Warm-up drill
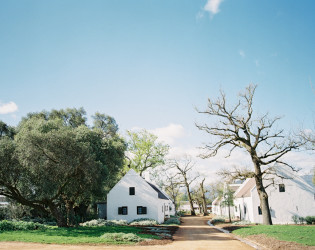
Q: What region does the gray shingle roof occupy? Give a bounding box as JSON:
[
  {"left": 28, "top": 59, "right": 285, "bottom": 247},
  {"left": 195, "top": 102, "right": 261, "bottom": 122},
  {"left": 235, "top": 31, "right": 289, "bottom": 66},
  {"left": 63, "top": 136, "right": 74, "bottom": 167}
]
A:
[{"left": 146, "top": 181, "right": 169, "bottom": 200}]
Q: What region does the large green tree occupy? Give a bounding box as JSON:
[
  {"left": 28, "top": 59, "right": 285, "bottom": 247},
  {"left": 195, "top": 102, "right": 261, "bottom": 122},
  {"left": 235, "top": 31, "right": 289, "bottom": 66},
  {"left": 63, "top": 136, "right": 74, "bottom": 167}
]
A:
[
  {"left": 126, "top": 129, "right": 169, "bottom": 176},
  {"left": 0, "top": 108, "right": 126, "bottom": 227}
]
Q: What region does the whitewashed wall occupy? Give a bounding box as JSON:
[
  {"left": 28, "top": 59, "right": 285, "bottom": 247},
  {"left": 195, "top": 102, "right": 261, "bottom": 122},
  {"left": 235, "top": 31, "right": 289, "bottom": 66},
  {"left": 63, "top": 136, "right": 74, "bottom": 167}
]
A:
[
  {"left": 107, "top": 170, "right": 169, "bottom": 224},
  {"left": 234, "top": 167, "right": 315, "bottom": 224}
]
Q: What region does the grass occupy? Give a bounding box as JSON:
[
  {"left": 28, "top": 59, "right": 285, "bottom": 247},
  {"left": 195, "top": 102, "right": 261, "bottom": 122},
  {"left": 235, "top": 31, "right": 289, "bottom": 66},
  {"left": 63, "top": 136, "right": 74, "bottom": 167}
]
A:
[
  {"left": 0, "top": 225, "right": 159, "bottom": 245},
  {"left": 232, "top": 225, "right": 315, "bottom": 246}
]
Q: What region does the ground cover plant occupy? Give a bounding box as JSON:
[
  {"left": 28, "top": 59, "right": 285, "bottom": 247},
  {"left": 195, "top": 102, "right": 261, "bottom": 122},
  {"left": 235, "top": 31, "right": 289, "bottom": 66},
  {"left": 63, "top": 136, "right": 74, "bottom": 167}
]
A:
[
  {"left": 0, "top": 220, "right": 47, "bottom": 231},
  {"left": 232, "top": 225, "right": 315, "bottom": 246},
  {"left": 0, "top": 225, "right": 158, "bottom": 245}
]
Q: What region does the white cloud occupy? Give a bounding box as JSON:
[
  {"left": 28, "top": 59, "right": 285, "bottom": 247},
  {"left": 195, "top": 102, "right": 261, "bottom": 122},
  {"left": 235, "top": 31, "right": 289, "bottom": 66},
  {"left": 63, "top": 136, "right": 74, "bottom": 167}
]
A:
[
  {"left": 0, "top": 101, "right": 18, "bottom": 114},
  {"left": 149, "top": 123, "right": 186, "bottom": 145},
  {"left": 204, "top": 0, "right": 224, "bottom": 15},
  {"left": 239, "top": 50, "right": 245, "bottom": 58},
  {"left": 254, "top": 59, "right": 260, "bottom": 67}
]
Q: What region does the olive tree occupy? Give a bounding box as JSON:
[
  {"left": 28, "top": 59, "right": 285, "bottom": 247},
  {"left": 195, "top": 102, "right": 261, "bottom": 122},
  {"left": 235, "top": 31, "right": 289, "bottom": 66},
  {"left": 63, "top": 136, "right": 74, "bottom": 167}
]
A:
[{"left": 0, "top": 108, "right": 126, "bottom": 227}]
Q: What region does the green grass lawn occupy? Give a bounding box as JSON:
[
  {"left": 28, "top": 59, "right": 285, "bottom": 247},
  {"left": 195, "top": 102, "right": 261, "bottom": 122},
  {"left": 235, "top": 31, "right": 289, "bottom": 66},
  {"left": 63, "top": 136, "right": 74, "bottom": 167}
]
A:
[
  {"left": 0, "top": 226, "right": 158, "bottom": 245},
  {"left": 232, "top": 225, "right": 315, "bottom": 246}
]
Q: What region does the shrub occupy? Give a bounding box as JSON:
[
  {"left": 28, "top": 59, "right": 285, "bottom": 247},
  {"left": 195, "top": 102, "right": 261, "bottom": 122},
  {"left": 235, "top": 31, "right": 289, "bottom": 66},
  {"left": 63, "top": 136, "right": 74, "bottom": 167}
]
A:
[
  {"left": 232, "top": 220, "right": 252, "bottom": 225},
  {"left": 100, "top": 232, "right": 142, "bottom": 242},
  {"left": 0, "top": 220, "right": 47, "bottom": 231},
  {"left": 163, "top": 218, "right": 180, "bottom": 225},
  {"left": 292, "top": 215, "right": 306, "bottom": 224},
  {"left": 129, "top": 218, "right": 158, "bottom": 226},
  {"left": 211, "top": 218, "right": 225, "bottom": 224},
  {"left": 305, "top": 216, "right": 315, "bottom": 225},
  {"left": 80, "top": 219, "right": 128, "bottom": 227},
  {"left": 292, "top": 215, "right": 299, "bottom": 224}
]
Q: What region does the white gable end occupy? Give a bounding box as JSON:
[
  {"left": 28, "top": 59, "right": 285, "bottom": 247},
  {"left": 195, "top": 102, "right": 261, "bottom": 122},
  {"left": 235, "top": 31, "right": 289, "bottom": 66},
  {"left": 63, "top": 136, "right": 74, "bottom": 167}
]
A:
[{"left": 107, "top": 169, "right": 173, "bottom": 223}]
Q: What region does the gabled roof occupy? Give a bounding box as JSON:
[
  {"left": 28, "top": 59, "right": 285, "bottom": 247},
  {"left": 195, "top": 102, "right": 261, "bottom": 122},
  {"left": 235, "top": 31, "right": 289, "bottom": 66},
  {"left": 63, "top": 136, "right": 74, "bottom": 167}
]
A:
[
  {"left": 228, "top": 183, "right": 242, "bottom": 192},
  {"left": 212, "top": 197, "right": 222, "bottom": 205},
  {"left": 234, "top": 178, "right": 256, "bottom": 198},
  {"left": 146, "top": 181, "right": 169, "bottom": 200},
  {"left": 122, "top": 169, "right": 170, "bottom": 201}
]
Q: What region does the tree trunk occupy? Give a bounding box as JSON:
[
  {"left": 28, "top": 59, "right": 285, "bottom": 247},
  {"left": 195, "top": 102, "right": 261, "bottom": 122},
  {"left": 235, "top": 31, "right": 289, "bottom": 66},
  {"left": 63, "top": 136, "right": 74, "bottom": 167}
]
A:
[
  {"left": 66, "top": 201, "right": 75, "bottom": 226},
  {"left": 48, "top": 203, "right": 68, "bottom": 227},
  {"left": 253, "top": 162, "right": 273, "bottom": 225},
  {"left": 228, "top": 205, "right": 231, "bottom": 222},
  {"left": 200, "top": 182, "right": 209, "bottom": 216},
  {"left": 186, "top": 184, "right": 195, "bottom": 216}
]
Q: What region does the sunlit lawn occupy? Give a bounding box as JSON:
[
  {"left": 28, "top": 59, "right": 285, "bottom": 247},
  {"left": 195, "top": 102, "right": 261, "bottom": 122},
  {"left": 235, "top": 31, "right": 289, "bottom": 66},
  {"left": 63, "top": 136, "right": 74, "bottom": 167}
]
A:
[
  {"left": 0, "top": 225, "right": 158, "bottom": 245},
  {"left": 233, "top": 225, "right": 315, "bottom": 246}
]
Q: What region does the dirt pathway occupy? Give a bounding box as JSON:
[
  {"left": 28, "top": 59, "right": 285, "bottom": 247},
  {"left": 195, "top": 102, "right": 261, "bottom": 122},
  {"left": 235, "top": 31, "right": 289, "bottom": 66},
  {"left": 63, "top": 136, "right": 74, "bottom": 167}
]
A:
[{"left": 0, "top": 216, "right": 253, "bottom": 250}]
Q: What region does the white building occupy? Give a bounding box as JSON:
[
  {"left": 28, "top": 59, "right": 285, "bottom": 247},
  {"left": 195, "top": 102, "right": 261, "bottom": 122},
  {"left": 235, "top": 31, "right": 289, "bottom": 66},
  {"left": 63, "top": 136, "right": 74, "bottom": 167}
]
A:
[
  {"left": 212, "top": 183, "right": 241, "bottom": 218},
  {"left": 178, "top": 201, "right": 200, "bottom": 213},
  {"left": 0, "top": 195, "right": 8, "bottom": 207},
  {"left": 233, "top": 166, "right": 315, "bottom": 224},
  {"left": 212, "top": 197, "right": 222, "bottom": 216},
  {"left": 107, "top": 169, "right": 175, "bottom": 223}
]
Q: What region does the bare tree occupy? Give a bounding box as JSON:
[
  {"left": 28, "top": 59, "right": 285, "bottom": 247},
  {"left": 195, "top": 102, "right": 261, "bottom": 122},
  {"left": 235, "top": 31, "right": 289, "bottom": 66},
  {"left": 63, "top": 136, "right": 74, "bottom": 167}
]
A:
[
  {"left": 169, "top": 157, "right": 198, "bottom": 216},
  {"left": 154, "top": 166, "right": 182, "bottom": 212},
  {"left": 196, "top": 84, "right": 302, "bottom": 225},
  {"left": 199, "top": 178, "right": 209, "bottom": 215}
]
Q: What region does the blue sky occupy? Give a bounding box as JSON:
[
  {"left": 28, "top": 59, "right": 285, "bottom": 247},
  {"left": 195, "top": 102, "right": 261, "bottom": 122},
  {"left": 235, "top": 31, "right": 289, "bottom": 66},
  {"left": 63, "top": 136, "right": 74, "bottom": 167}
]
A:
[{"left": 1, "top": 0, "right": 314, "bottom": 177}]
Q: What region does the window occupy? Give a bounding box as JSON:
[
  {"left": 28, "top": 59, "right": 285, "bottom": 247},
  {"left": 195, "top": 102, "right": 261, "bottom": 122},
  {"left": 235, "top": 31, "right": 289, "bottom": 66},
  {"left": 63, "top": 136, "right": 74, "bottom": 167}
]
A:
[
  {"left": 258, "top": 206, "right": 262, "bottom": 215},
  {"left": 244, "top": 206, "right": 247, "bottom": 214},
  {"left": 137, "top": 206, "right": 147, "bottom": 215},
  {"left": 162, "top": 206, "right": 163, "bottom": 212},
  {"left": 118, "top": 206, "right": 128, "bottom": 215},
  {"left": 235, "top": 206, "right": 237, "bottom": 212},
  {"left": 279, "top": 184, "right": 285, "bottom": 192},
  {"left": 129, "top": 187, "right": 135, "bottom": 195}
]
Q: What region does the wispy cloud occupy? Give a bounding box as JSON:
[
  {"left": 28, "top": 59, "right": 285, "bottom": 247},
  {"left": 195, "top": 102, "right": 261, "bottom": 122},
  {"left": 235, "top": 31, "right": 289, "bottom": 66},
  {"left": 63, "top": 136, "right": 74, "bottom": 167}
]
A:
[
  {"left": 254, "top": 59, "right": 260, "bottom": 67},
  {"left": 239, "top": 50, "right": 245, "bottom": 58},
  {"left": 0, "top": 101, "right": 18, "bottom": 114},
  {"left": 150, "top": 123, "right": 186, "bottom": 145},
  {"left": 204, "top": 0, "right": 224, "bottom": 16}
]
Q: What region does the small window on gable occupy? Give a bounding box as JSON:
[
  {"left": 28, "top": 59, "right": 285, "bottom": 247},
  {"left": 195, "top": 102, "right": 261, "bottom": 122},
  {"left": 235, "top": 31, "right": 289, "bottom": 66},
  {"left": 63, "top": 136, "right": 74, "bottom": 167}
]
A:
[
  {"left": 258, "top": 206, "right": 262, "bottom": 215},
  {"left": 279, "top": 184, "right": 285, "bottom": 192},
  {"left": 129, "top": 187, "right": 135, "bottom": 195},
  {"left": 118, "top": 206, "right": 128, "bottom": 215},
  {"left": 137, "top": 206, "right": 147, "bottom": 215}
]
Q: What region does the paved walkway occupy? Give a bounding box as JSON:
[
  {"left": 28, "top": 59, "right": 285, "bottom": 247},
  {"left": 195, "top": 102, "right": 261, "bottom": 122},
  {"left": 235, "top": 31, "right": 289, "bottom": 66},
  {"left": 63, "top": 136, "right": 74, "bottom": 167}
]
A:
[{"left": 0, "top": 216, "right": 254, "bottom": 250}]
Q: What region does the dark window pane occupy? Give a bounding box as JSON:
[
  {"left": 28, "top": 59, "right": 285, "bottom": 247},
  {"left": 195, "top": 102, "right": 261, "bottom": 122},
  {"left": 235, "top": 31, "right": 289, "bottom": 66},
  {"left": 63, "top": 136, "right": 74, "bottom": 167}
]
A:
[
  {"left": 129, "top": 187, "right": 135, "bottom": 195},
  {"left": 279, "top": 184, "right": 285, "bottom": 192},
  {"left": 122, "top": 206, "right": 128, "bottom": 215},
  {"left": 258, "top": 206, "right": 262, "bottom": 215},
  {"left": 118, "top": 207, "right": 122, "bottom": 215}
]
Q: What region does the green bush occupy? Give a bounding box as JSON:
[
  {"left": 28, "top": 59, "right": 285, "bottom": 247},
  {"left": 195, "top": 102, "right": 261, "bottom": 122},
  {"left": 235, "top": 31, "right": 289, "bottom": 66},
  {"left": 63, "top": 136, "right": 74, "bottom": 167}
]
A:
[
  {"left": 100, "top": 232, "right": 142, "bottom": 242},
  {"left": 211, "top": 218, "right": 226, "bottom": 225},
  {"left": 292, "top": 215, "right": 299, "bottom": 224},
  {"left": 232, "top": 220, "right": 252, "bottom": 225},
  {"left": 0, "top": 220, "right": 47, "bottom": 231},
  {"left": 80, "top": 219, "right": 128, "bottom": 227},
  {"left": 305, "top": 216, "right": 315, "bottom": 225},
  {"left": 129, "top": 218, "right": 158, "bottom": 226},
  {"left": 163, "top": 218, "right": 180, "bottom": 225}
]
